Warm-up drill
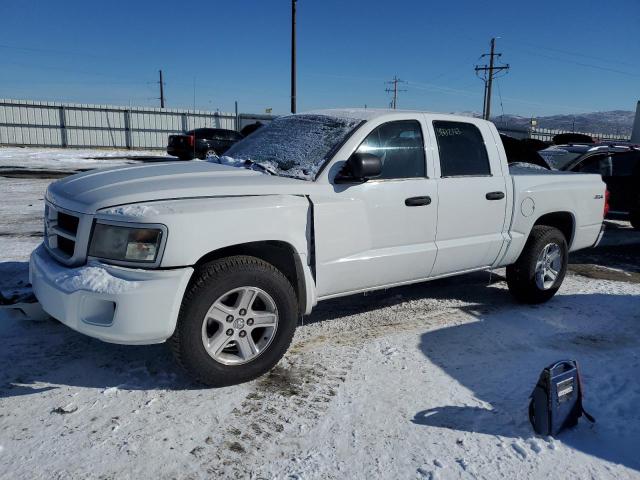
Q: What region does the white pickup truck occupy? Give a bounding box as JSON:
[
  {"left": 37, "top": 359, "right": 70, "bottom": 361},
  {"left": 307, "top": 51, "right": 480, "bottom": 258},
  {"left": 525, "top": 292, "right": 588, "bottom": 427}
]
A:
[{"left": 30, "top": 109, "right": 606, "bottom": 386}]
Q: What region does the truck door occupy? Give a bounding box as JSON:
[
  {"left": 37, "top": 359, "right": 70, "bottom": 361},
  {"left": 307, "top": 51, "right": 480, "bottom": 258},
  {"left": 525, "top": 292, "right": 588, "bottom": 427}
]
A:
[
  {"left": 312, "top": 118, "right": 438, "bottom": 297},
  {"left": 429, "top": 120, "right": 508, "bottom": 276}
]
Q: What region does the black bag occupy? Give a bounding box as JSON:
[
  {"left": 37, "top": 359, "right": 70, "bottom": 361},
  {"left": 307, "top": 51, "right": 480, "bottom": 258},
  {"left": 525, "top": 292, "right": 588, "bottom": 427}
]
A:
[{"left": 529, "top": 360, "right": 595, "bottom": 436}]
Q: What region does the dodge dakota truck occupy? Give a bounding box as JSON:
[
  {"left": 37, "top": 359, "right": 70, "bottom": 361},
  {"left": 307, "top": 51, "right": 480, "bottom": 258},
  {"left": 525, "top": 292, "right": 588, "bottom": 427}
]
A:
[{"left": 30, "top": 109, "right": 607, "bottom": 386}]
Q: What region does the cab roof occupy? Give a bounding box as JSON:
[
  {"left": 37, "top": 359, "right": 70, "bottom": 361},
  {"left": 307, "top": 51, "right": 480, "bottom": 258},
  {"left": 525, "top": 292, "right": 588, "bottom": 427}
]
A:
[{"left": 304, "top": 108, "right": 487, "bottom": 124}]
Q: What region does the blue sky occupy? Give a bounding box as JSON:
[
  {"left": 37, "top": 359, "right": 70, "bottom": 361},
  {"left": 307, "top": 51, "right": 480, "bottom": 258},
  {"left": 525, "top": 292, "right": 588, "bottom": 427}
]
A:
[{"left": 1, "top": 0, "right": 638, "bottom": 116}]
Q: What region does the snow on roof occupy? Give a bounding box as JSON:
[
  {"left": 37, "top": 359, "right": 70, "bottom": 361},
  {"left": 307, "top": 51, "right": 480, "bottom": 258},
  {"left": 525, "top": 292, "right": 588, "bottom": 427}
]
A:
[
  {"left": 304, "top": 108, "right": 488, "bottom": 123},
  {"left": 305, "top": 108, "right": 399, "bottom": 121}
]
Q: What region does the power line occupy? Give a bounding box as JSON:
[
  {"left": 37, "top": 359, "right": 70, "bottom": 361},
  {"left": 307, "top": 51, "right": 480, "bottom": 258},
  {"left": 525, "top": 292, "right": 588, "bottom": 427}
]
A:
[
  {"left": 505, "top": 39, "right": 638, "bottom": 69},
  {"left": 474, "top": 37, "right": 510, "bottom": 120},
  {"left": 385, "top": 76, "right": 407, "bottom": 109},
  {"left": 517, "top": 49, "right": 640, "bottom": 78}
]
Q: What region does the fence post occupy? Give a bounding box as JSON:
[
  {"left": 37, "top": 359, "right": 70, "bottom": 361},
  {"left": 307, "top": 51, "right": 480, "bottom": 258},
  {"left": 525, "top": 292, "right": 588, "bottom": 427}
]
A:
[
  {"left": 124, "top": 109, "right": 132, "bottom": 149},
  {"left": 181, "top": 113, "right": 188, "bottom": 132},
  {"left": 59, "top": 106, "right": 67, "bottom": 147}
]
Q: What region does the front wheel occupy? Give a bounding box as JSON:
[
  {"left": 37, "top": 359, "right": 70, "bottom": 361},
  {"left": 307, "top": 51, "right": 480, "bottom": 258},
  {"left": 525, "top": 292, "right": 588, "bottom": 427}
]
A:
[
  {"left": 507, "top": 226, "right": 568, "bottom": 304},
  {"left": 205, "top": 149, "right": 219, "bottom": 160},
  {"left": 169, "top": 256, "right": 298, "bottom": 387}
]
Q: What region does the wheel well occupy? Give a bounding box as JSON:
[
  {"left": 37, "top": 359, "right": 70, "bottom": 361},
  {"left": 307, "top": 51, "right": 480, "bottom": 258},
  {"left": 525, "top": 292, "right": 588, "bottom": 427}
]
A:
[
  {"left": 533, "top": 212, "right": 575, "bottom": 246},
  {"left": 194, "top": 241, "right": 306, "bottom": 315}
]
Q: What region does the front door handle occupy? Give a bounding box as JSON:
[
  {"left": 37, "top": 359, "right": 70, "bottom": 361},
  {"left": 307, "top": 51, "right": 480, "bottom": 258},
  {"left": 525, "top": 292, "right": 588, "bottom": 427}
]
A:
[
  {"left": 486, "top": 191, "right": 505, "bottom": 201},
  {"left": 405, "top": 196, "right": 432, "bottom": 207}
]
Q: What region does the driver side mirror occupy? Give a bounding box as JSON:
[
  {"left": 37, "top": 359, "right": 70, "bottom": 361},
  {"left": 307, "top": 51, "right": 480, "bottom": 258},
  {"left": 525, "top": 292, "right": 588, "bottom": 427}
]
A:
[{"left": 335, "top": 152, "right": 382, "bottom": 184}]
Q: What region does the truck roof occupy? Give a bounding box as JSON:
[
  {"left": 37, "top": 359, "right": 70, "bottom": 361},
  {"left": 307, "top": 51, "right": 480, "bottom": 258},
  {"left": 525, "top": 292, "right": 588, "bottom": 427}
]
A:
[{"left": 305, "top": 108, "right": 487, "bottom": 124}]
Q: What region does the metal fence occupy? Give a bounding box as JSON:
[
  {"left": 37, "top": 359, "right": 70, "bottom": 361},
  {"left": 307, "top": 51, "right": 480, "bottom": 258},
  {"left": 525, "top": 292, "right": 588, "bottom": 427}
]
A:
[
  {"left": 496, "top": 124, "right": 631, "bottom": 143},
  {"left": 0, "top": 99, "right": 274, "bottom": 150},
  {"left": 1, "top": 98, "right": 632, "bottom": 149},
  {"left": 530, "top": 127, "right": 630, "bottom": 143}
]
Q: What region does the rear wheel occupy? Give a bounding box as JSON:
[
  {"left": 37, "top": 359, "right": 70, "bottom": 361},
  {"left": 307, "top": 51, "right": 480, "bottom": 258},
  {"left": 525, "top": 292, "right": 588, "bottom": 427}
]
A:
[
  {"left": 507, "top": 226, "right": 568, "bottom": 304},
  {"left": 169, "top": 255, "right": 298, "bottom": 387}
]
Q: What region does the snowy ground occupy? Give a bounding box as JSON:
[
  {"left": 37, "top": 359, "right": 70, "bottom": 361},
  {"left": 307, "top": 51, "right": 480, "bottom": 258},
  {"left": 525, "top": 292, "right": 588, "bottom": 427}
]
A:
[
  {"left": 0, "top": 147, "right": 168, "bottom": 267},
  {"left": 1, "top": 148, "right": 639, "bottom": 479},
  {"left": 0, "top": 146, "right": 167, "bottom": 171}
]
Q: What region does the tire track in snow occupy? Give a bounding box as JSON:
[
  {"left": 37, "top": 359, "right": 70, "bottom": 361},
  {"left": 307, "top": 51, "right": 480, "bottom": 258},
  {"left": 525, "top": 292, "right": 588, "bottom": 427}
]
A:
[{"left": 197, "top": 300, "right": 476, "bottom": 478}]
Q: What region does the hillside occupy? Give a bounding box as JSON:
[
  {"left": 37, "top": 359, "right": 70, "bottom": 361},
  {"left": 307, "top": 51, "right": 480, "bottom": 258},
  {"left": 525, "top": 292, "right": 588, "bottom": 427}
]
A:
[{"left": 492, "top": 110, "right": 635, "bottom": 135}]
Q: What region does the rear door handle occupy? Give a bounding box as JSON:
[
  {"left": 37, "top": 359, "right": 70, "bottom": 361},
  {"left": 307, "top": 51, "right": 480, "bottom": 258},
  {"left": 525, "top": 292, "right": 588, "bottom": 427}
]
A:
[
  {"left": 486, "top": 191, "right": 505, "bottom": 201},
  {"left": 405, "top": 196, "right": 432, "bottom": 207}
]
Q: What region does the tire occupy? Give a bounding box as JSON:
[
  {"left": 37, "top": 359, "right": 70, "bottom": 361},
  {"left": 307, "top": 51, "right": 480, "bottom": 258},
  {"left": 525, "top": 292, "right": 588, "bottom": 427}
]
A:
[
  {"left": 506, "top": 226, "right": 568, "bottom": 304},
  {"left": 169, "top": 255, "right": 298, "bottom": 387}
]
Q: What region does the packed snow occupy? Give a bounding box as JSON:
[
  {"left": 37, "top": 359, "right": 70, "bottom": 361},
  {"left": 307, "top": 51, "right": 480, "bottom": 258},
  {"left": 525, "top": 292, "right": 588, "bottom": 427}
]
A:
[
  {"left": 0, "top": 146, "right": 167, "bottom": 171},
  {"left": 1, "top": 147, "right": 639, "bottom": 479},
  {"left": 53, "top": 265, "right": 139, "bottom": 295},
  {"left": 102, "top": 204, "right": 160, "bottom": 217}
]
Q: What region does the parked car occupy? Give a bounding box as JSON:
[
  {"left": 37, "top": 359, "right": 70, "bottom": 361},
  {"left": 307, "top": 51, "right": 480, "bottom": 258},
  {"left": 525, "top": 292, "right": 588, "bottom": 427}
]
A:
[
  {"left": 32, "top": 110, "right": 606, "bottom": 386},
  {"left": 239, "top": 121, "right": 264, "bottom": 137},
  {"left": 167, "top": 128, "right": 243, "bottom": 160},
  {"left": 540, "top": 143, "right": 640, "bottom": 229}
]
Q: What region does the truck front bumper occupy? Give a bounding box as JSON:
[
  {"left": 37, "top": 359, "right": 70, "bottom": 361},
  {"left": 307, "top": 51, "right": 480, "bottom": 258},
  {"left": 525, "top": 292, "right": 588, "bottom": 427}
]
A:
[{"left": 29, "top": 245, "right": 193, "bottom": 345}]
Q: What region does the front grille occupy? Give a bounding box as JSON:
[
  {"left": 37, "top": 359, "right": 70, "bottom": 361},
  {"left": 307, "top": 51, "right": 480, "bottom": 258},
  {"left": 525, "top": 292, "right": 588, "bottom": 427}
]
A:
[
  {"left": 44, "top": 201, "right": 91, "bottom": 266},
  {"left": 57, "top": 212, "right": 79, "bottom": 235},
  {"left": 57, "top": 236, "right": 75, "bottom": 256}
]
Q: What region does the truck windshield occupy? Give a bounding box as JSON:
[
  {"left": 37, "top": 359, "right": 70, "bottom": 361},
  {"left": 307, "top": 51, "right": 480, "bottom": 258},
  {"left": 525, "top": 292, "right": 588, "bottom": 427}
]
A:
[{"left": 222, "top": 114, "right": 362, "bottom": 180}]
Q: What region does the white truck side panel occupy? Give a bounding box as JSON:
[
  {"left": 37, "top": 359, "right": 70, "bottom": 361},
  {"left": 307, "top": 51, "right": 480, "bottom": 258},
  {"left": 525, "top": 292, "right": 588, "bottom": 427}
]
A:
[
  {"left": 96, "top": 194, "right": 311, "bottom": 263},
  {"left": 498, "top": 173, "right": 605, "bottom": 266}
]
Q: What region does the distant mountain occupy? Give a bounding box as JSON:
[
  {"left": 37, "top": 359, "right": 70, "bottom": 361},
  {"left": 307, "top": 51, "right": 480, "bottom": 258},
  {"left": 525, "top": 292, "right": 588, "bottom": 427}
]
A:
[{"left": 491, "top": 111, "right": 635, "bottom": 136}]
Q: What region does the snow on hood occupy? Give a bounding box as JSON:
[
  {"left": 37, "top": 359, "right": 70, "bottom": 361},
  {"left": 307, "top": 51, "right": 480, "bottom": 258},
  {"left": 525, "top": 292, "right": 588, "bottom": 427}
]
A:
[
  {"left": 46, "top": 161, "right": 317, "bottom": 214},
  {"left": 102, "top": 204, "right": 160, "bottom": 217}
]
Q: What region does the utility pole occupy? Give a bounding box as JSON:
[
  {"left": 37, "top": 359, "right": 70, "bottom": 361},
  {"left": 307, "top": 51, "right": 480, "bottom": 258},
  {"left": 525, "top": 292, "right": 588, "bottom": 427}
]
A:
[
  {"left": 385, "top": 76, "right": 407, "bottom": 110},
  {"left": 290, "top": 0, "right": 297, "bottom": 114},
  {"left": 159, "top": 69, "right": 165, "bottom": 108},
  {"left": 474, "top": 38, "right": 509, "bottom": 120}
]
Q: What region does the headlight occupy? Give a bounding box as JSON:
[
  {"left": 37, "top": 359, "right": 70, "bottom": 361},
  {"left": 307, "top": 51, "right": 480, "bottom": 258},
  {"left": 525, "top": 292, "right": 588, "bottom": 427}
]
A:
[{"left": 89, "top": 222, "right": 166, "bottom": 266}]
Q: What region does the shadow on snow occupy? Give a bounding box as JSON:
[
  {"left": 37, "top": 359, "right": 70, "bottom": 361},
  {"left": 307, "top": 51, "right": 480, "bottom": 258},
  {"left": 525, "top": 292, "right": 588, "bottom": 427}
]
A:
[{"left": 412, "top": 287, "right": 640, "bottom": 471}]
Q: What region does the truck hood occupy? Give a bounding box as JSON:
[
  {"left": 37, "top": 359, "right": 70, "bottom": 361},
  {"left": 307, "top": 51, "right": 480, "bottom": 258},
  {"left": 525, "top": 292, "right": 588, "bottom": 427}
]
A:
[{"left": 47, "top": 161, "right": 316, "bottom": 214}]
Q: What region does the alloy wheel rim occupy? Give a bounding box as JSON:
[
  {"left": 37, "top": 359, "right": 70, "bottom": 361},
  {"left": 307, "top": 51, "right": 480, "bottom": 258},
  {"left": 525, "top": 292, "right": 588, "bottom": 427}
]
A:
[
  {"left": 535, "top": 243, "right": 562, "bottom": 290},
  {"left": 201, "top": 286, "right": 279, "bottom": 365}
]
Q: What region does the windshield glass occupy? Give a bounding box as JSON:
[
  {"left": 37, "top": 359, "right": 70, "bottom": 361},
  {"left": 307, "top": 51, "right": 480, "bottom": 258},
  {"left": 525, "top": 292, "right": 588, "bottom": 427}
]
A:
[
  {"left": 538, "top": 148, "right": 584, "bottom": 169},
  {"left": 221, "top": 114, "right": 362, "bottom": 180}
]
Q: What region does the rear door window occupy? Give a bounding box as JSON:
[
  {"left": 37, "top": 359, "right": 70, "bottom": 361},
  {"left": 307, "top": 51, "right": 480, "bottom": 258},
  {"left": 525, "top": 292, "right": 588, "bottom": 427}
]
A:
[
  {"left": 433, "top": 121, "right": 491, "bottom": 177},
  {"left": 190, "top": 129, "right": 210, "bottom": 139}
]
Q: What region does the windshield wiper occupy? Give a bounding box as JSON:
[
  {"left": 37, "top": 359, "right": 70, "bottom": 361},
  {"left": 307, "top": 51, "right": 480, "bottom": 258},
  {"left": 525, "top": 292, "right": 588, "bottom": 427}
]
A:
[{"left": 241, "top": 159, "right": 278, "bottom": 176}]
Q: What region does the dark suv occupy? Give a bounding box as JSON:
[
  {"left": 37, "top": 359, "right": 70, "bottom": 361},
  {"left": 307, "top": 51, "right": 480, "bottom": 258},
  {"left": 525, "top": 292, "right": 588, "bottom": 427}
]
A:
[
  {"left": 167, "top": 128, "right": 243, "bottom": 160},
  {"left": 541, "top": 143, "right": 640, "bottom": 229}
]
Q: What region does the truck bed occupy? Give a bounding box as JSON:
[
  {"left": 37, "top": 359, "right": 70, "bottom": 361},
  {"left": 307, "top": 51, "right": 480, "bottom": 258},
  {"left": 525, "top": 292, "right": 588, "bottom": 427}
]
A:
[{"left": 498, "top": 168, "right": 605, "bottom": 267}]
